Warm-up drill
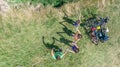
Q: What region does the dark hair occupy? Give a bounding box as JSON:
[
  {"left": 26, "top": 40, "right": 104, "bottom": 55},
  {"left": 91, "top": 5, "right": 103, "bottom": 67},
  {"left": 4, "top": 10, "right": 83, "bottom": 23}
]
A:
[
  {"left": 54, "top": 49, "right": 62, "bottom": 52},
  {"left": 58, "top": 49, "right": 62, "bottom": 52},
  {"left": 77, "top": 20, "right": 80, "bottom": 24},
  {"left": 56, "top": 56, "right": 61, "bottom": 60},
  {"left": 78, "top": 34, "right": 82, "bottom": 39}
]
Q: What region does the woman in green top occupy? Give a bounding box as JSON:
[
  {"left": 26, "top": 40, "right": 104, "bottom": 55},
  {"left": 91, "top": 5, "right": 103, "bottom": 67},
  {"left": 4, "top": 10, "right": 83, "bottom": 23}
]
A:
[{"left": 51, "top": 48, "right": 68, "bottom": 60}]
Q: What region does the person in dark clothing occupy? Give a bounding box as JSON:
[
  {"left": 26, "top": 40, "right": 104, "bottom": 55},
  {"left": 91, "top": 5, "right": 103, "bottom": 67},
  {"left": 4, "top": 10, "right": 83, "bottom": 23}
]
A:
[{"left": 67, "top": 42, "right": 79, "bottom": 53}]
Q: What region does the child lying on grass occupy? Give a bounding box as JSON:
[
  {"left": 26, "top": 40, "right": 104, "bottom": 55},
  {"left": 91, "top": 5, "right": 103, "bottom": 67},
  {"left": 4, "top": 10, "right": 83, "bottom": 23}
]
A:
[
  {"left": 67, "top": 42, "right": 79, "bottom": 53},
  {"left": 51, "top": 48, "right": 68, "bottom": 60},
  {"left": 73, "top": 28, "right": 82, "bottom": 43}
]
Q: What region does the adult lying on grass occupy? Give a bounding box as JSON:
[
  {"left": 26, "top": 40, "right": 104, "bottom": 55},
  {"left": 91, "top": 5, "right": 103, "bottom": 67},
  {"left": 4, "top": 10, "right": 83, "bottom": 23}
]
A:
[{"left": 51, "top": 48, "right": 67, "bottom": 60}]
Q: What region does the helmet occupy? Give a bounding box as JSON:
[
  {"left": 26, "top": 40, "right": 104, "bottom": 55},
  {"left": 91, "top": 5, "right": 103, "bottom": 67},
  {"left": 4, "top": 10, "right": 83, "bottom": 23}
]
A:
[{"left": 97, "top": 26, "right": 101, "bottom": 30}]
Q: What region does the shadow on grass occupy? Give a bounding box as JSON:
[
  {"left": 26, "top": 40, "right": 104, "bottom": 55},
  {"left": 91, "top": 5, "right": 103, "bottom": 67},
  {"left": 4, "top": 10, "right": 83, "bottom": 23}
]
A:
[
  {"left": 53, "top": 36, "right": 72, "bottom": 47},
  {"left": 42, "top": 36, "right": 60, "bottom": 49},
  {"left": 53, "top": 22, "right": 74, "bottom": 46},
  {"left": 62, "top": 16, "right": 75, "bottom": 25},
  {"left": 58, "top": 23, "right": 75, "bottom": 36},
  {"left": 54, "top": 0, "right": 79, "bottom": 8},
  {"left": 60, "top": 10, "right": 75, "bottom": 25}
]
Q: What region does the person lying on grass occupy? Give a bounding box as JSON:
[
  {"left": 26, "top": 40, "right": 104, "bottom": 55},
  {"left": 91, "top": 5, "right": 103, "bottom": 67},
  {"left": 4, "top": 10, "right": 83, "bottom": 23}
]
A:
[
  {"left": 67, "top": 42, "right": 79, "bottom": 53},
  {"left": 51, "top": 48, "right": 67, "bottom": 60},
  {"left": 73, "top": 28, "right": 82, "bottom": 43},
  {"left": 73, "top": 15, "right": 83, "bottom": 27},
  {"left": 73, "top": 19, "right": 81, "bottom": 27}
]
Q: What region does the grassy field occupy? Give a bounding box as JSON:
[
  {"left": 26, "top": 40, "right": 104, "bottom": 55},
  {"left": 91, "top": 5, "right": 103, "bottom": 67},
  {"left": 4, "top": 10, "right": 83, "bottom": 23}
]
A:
[
  {"left": 8, "top": 0, "right": 79, "bottom": 7},
  {"left": 0, "top": 0, "right": 120, "bottom": 67}
]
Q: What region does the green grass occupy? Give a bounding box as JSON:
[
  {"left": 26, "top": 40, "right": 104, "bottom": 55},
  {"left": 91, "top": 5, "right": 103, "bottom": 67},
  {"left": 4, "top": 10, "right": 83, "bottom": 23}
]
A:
[{"left": 0, "top": 0, "right": 120, "bottom": 67}]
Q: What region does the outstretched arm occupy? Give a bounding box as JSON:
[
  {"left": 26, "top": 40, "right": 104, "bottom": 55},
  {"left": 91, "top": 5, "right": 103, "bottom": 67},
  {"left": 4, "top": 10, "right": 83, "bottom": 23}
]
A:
[
  {"left": 51, "top": 48, "right": 54, "bottom": 57},
  {"left": 77, "top": 29, "right": 81, "bottom": 34},
  {"left": 62, "top": 49, "right": 68, "bottom": 57},
  {"left": 51, "top": 48, "right": 57, "bottom": 60},
  {"left": 75, "top": 39, "right": 80, "bottom": 43},
  {"left": 74, "top": 43, "right": 79, "bottom": 48},
  {"left": 66, "top": 48, "right": 75, "bottom": 54}
]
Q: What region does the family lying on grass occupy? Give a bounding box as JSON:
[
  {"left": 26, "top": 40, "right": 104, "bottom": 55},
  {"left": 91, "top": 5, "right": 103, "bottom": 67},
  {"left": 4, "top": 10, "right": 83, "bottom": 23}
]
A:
[
  {"left": 50, "top": 15, "right": 109, "bottom": 60},
  {"left": 51, "top": 19, "right": 82, "bottom": 60}
]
